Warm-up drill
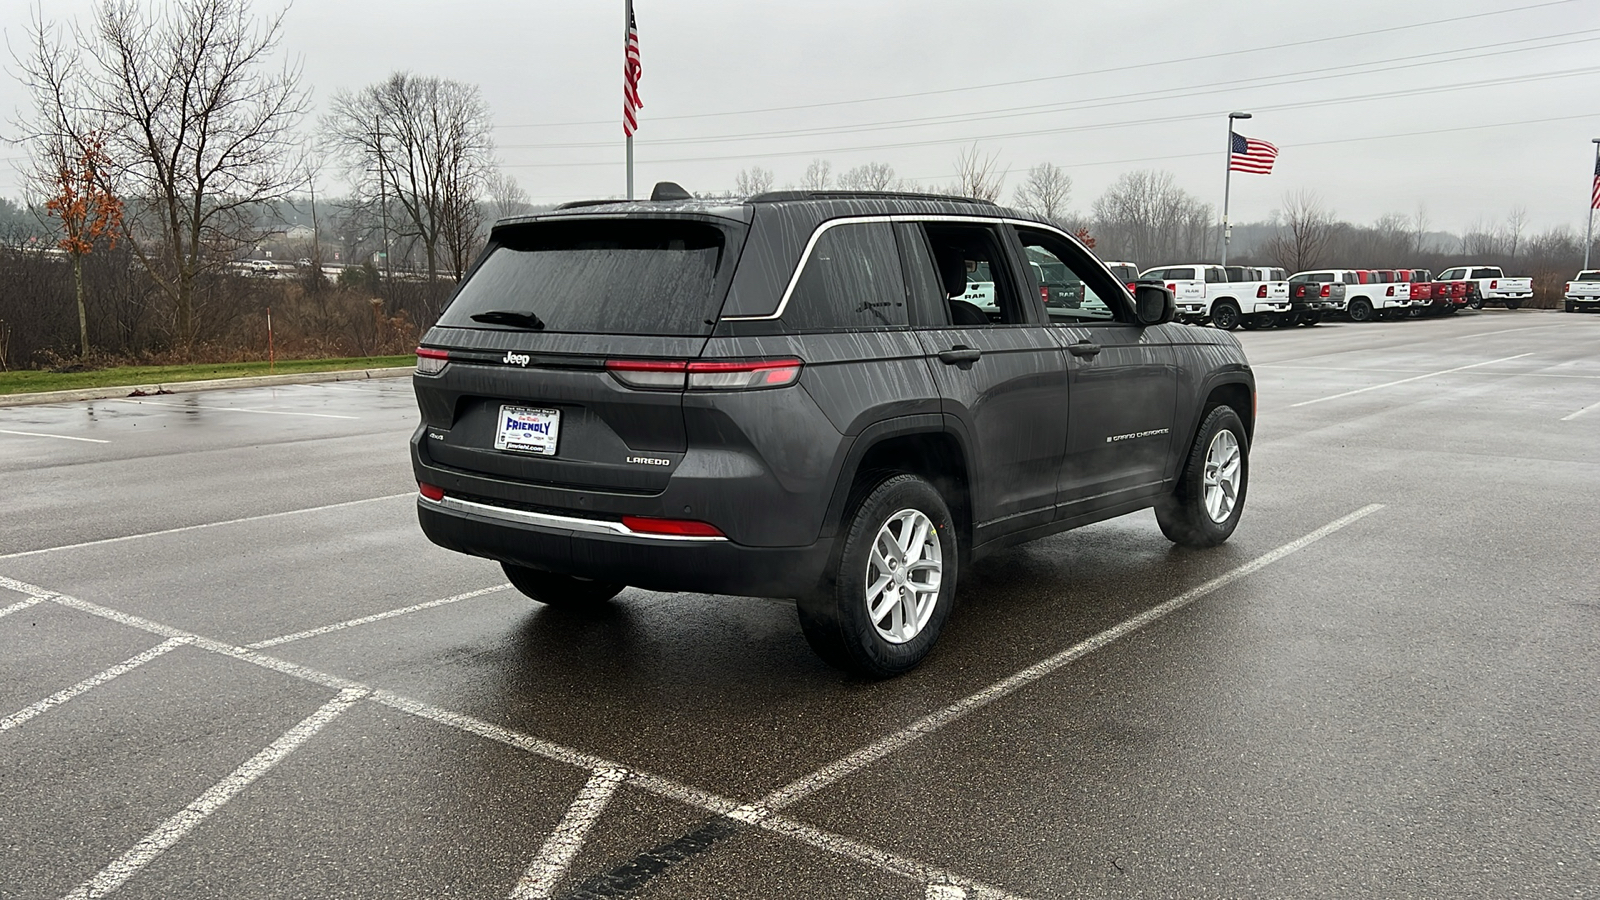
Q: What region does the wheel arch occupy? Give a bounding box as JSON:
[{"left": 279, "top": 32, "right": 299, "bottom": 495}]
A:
[{"left": 820, "top": 417, "right": 974, "bottom": 558}]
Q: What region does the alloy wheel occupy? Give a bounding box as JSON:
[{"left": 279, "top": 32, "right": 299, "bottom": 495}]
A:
[
  {"left": 1202, "top": 430, "right": 1242, "bottom": 524},
  {"left": 864, "top": 509, "right": 943, "bottom": 644}
]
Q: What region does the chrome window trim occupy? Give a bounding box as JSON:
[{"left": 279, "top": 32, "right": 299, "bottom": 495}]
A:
[
  {"left": 422, "top": 494, "right": 728, "bottom": 543},
  {"left": 721, "top": 214, "right": 1116, "bottom": 322}
]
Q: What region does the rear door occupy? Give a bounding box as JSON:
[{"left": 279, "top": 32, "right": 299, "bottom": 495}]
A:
[
  {"left": 902, "top": 220, "right": 1069, "bottom": 539},
  {"left": 415, "top": 216, "right": 739, "bottom": 495},
  {"left": 1013, "top": 225, "right": 1178, "bottom": 514}
]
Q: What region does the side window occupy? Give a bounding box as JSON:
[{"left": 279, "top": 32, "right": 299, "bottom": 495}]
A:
[
  {"left": 1015, "top": 227, "right": 1128, "bottom": 324},
  {"left": 1470, "top": 268, "right": 1497, "bottom": 279},
  {"left": 1204, "top": 267, "right": 1225, "bottom": 284},
  {"left": 1142, "top": 268, "right": 1167, "bottom": 281},
  {"left": 895, "top": 222, "right": 950, "bottom": 326},
  {"left": 1440, "top": 268, "right": 1463, "bottom": 280},
  {"left": 782, "top": 222, "right": 908, "bottom": 330},
  {"left": 921, "top": 222, "right": 1028, "bottom": 326}
]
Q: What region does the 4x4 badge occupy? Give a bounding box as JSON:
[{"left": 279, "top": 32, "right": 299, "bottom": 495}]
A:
[{"left": 502, "top": 351, "right": 531, "bottom": 367}]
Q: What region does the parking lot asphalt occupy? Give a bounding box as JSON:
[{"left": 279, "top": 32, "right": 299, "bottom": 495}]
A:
[{"left": 2, "top": 308, "right": 1597, "bottom": 899}]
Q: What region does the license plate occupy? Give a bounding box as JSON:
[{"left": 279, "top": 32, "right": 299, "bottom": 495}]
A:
[{"left": 494, "top": 405, "right": 560, "bottom": 456}]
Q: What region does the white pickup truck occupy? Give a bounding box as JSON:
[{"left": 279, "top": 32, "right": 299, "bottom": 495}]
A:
[
  {"left": 1437, "top": 265, "right": 1533, "bottom": 310},
  {"left": 1292, "top": 269, "right": 1408, "bottom": 322},
  {"left": 1138, "top": 263, "right": 1290, "bottom": 330},
  {"left": 1565, "top": 270, "right": 1600, "bottom": 312}
]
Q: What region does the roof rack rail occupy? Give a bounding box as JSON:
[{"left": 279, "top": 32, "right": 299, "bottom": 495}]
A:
[{"left": 748, "top": 190, "right": 997, "bottom": 206}]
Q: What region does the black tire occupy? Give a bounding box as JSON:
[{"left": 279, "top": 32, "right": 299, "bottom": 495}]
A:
[
  {"left": 1467, "top": 294, "right": 1483, "bottom": 310},
  {"left": 797, "top": 474, "right": 958, "bottom": 678},
  {"left": 1155, "top": 405, "right": 1249, "bottom": 548},
  {"left": 1300, "top": 313, "right": 1321, "bottom": 327},
  {"left": 1347, "top": 299, "right": 1373, "bottom": 322},
  {"left": 502, "top": 563, "right": 624, "bottom": 608},
  {"left": 1504, "top": 299, "right": 1521, "bottom": 311},
  {"left": 1211, "top": 300, "right": 1241, "bottom": 330},
  {"left": 1241, "top": 316, "right": 1263, "bottom": 330},
  {"left": 1567, "top": 301, "right": 1578, "bottom": 313}
]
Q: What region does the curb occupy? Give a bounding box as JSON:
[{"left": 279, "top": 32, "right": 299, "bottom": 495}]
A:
[{"left": 0, "top": 366, "right": 415, "bottom": 408}]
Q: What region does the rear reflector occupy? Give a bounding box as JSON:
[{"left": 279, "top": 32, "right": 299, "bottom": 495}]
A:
[
  {"left": 418, "top": 482, "right": 445, "bottom": 501},
  {"left": 621, "top": 516, "right": 724, "bottom": 537},
  {"left": 416, "top": 347, "right": 449, "bottom": 376}
]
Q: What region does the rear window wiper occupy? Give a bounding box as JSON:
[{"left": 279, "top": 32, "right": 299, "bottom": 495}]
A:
[{"left": 470, "top": 309, "right": 546, "bottom": 330}]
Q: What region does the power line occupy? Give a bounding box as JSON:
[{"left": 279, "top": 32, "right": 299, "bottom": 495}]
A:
[
  {"left": 493, "top": 0, "right": 1581, "bottom": 129},
  {"left": 496, "top": 67, "right": 1600, "bottom": 169},
  {"left": 496, "top": 29, "right": 1600, "bottom": 152}
]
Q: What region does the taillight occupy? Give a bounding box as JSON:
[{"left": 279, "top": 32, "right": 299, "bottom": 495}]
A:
[
  {"left": 416, "top": 347, "right": 449, "bottom": 376},
  {"left": 1256, "top": 284, "right": 1267, "bottom": 298},
  {"left": 1491, "top": 279, "right": 1498, "bottom": 289},
  {"left": 687, "top": 358, "right": 803, "bottom": 390},
  {"left": 1387, "top": 286, "right": 1395, "bottom": 296},
  {"left": 1320, "top": 284, "right": 1331, "bottom": 297},
  {"left": 1125, "top": 282, "right": 1137, "bottom": 293},
  {"left": 1166, "top": 282, "right": 1176, "bottom": 293},
  {"left": 605, "top": 359, "right": 688, "bottom": 390},
  {"left": 1566, "top": 282, "right": 1573, "bottom": 292},
  {"left": 621, "top": 516, "right": 724, "bottom": 538},
  {"left": 1040, "top": 285, "right": 1050, "bottom": 304},
  {"left": 418, "top": 482, "right": 445, "bottom": 501},
  {"left": 606, "top": 358, "right": 804, "bottom": 391}
]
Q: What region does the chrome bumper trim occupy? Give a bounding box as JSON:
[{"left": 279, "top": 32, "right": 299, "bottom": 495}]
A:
[{"left": 422, "top": 495, "right": 729, "bottom": 542}]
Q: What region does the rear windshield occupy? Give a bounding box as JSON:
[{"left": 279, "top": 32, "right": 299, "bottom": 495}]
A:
[
  {"left": 439, "top": 219, "right": 730, "bottom": 335},
  {"left": 1107, "top": 264, "right": 1138, "bottom": 282},
  {"left": 1579, "top": 271, "right": 1600, "bottom": 281}
]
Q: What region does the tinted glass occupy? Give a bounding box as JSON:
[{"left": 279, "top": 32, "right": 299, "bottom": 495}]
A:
[
  {"left": 1016, "top": 227, "right": 1125, "bottom": 324},
  {"left": 1577, "top": 271, "right": 1600, "bottom": 281},
  {"left": 440, "top": 219, "right": 727, "bottom": 335},
  {"left": 1470, "top": 268, "right": 1499, "bottom": 279},
  {"left": 894, "top": 222, "right": 950, "bottom": 326},
  {"left": 1225, "top": 266, "right": 1250, "bottom": 282},
  {"left": 1204, "top": 267, "right": 1225, "bottom": 283},
  {"left": 782, "top": 222, "right": 908, "bottom": 330},
  {"left": 923, "top": 223, "right": 1026, "bottom": 325},
  {"left": 1107, "top": 264, "right": 1139, "bottom": 282}
]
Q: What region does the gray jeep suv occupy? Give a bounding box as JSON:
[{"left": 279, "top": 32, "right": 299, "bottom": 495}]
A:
[{"left": 411, "top": 187, "right": 1254, "bottom": 677}]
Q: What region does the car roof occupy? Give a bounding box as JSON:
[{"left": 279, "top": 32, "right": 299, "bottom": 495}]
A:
[{"left": 491, "top": 189, "right": 1027, "bottom": 230}]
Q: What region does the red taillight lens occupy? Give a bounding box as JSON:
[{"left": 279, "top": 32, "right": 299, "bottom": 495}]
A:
[
  {"left": 1491, "top": 279, "right": 1498, "bottom": 289},
  {"left": 1256, "top": 284, "right": 1267, "bottom": 298},
  {"left": 1039, "top": 285, "right": 1050, "bottom": 304},
  {"left": 418, "top": 482, "right": 445, "bottom": 501},
  {"left": 1166, "top": 282, "right": 1176, "bottom": 293},
  {"left": 416, "top": 347, "right": 449, "bottom": 376},
  {"left": 1125, "top": 282, "right": 1137, "bottom": 293},
  {"left": 621, "top": 516, "right": 724, "bottom": 538},
  {"left": 686, "top": 358, "right": 803, "bottom": 390},
  {"left": 1387, "top": 286, "right": 1394, "bottom": 296},
  {"left": 605, "top": 359, "right": 688, "bottom": 390},
  {"left": 1320, "top": 284, "right": 1331, "bottom": 297}
]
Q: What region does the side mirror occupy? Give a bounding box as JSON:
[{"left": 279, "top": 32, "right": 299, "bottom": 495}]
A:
[{"left": 1133, "top": 281, "right": 1175, "bottom": 326}]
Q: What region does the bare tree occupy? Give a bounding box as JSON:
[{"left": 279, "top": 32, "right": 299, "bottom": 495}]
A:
[
  {"left": 837, "top": 162, "right": 897, "bottom": 191},
  {"left": 15, "top": 0, "right": 310, "bottom": 353},
  {"left": 1506, "top": 205, "right": 1528, "bottom": 260},
  {"left": 1012, "top": 162, "right": 1072, "bottom": 221},
  {"left": 1412, "top": 203, "right": 1431, "bottom": 253},
  {"left": 734, "top": 166, "right": 774, "bottom": 197},
  {"left": 800, "top": 158, "right": 833, "bottom": 191},
  {"left": 486, "top": 170, "right": 531, "bottom": 220},
  {"left": 1090, "top": 170, "right": 1212, "bottom": 264},
  {"left": 324, "top": 73, "right": 495, "bottom": 317},
  {"left": 1261, "top": 190, "right": 1335, "bottom": 272},
  {"left": 951, "top": 144, "right": 1006, "bottom": 202}
]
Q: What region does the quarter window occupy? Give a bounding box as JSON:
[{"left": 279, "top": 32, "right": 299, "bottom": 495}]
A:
[{"left": 782, "top": 222, "right": 908, "bottom": 330}]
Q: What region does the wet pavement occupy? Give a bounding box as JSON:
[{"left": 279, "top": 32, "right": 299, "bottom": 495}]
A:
[{"left": 2, "top": 308, "right": 1597, "bottom": 899}]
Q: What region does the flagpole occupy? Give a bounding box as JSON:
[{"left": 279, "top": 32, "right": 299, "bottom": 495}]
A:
[
  {"left": 1586, "top": 138, "right": 1600, "bottom": 270},
  {"left": 1222, "top": 111, "right": 1251, "bottom": 265},
  {"left": 625, "top": 0, "right": 634, "bottom": 201}
]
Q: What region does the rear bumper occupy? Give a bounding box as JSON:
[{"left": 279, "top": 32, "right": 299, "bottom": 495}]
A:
[{"left": 417, "top": 497, "right": 833, "bottom": 598}]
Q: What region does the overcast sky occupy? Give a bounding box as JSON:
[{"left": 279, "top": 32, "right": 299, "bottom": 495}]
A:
[{"left": 3, "top": 0, "right": 1599, "bottom": 234}]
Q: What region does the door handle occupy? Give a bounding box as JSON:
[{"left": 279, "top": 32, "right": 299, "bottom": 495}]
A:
[
  {"left": 1067, "top": 341, "right": 1102, "bottom": 358},
  {"left": 938, "top": 346, "right": 982, "bottom": 369}
]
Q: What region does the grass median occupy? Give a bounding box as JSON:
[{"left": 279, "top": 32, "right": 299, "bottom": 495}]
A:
[{"left": 0, "top": 355, "right": 415, "bottom": 396}]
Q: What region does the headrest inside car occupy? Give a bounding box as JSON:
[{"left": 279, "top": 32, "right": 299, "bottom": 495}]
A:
[{"left": 935, "top": 247, "right": 967, "bottom": 298}]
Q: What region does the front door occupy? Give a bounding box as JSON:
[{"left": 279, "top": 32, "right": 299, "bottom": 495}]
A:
[{"left": 1011, "top": 226, "right": 1178, "bottom": 517}]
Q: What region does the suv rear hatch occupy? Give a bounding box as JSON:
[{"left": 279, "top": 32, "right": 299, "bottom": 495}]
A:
[{"left": 415, "top": 215, "right": 745, "bottom": 496}]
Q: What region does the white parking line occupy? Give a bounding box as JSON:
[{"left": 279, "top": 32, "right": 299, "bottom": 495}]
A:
[
  {"left": 0, "top": 596, "right": 43, "bottom": 618},
  {"left": 1257, "top": 364, "right": 1600, "bottom": 380},
  {"left": 512, "top": 768, "right": 629, "bottom": 900},
  {"left": 755, "top": 503, "right": 1386, "bottom": 812},
  {"left": 0, "top": 428, "right": 109, "bottom": 444},
  {"left": 1, "top": 637, "right": 190, "bottom": 733},
  {"left": 245, "top": 584, "right": 512, "bottom": 649},
  {"left": 62, "top": 688, "right": 367, "bottom": 900},
  {"left": 1453, "top": 325, "right": 1560, "bottom": 339},
  {"left": 0, "top": 493, "right": 412, "bottom": 561},
  {"left": 5, "top": 573, "right": 1025, "bottom": 899},
  {"left": 8, "top": 503, "right": 1380, "bottom": 900},
  {"left": 1290, "top": 354, "right": 1532, "bottom": 407},
  {"left": 1561, "top": 399, "right": 1600, "bottom": 421},
  {"left": 111, "top": 398, "right": 358, "bottom": 420}
]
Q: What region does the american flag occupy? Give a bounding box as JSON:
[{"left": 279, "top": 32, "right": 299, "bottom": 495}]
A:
[
  {"left": 1229, "top": 133, "right": 1278, "bottom": 175},
  {"left": 623, "top": 5, "right": 643, "bottom": 137},
  {"left": 1592, "top": 155, "right": 1600, "bottom": 209}
]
